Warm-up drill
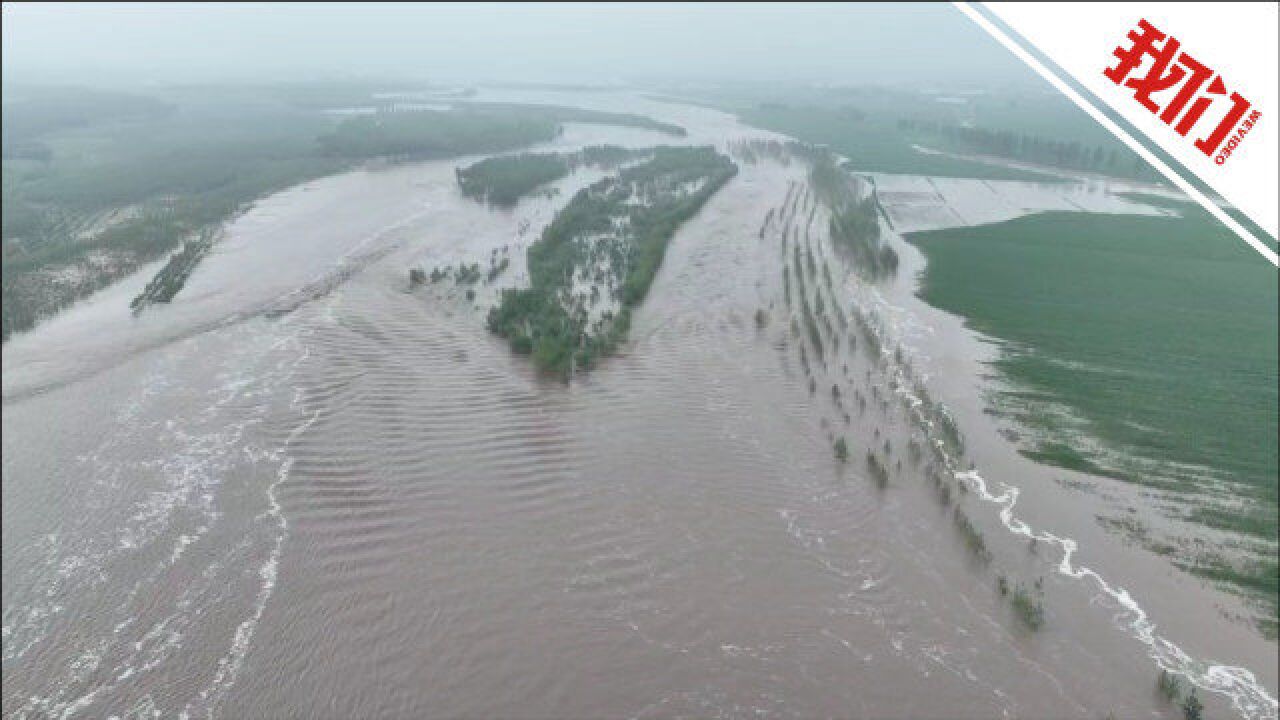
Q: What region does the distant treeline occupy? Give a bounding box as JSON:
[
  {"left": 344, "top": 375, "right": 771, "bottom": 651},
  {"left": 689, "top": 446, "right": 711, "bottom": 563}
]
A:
[
  {"left": 456, "top": 102, "right": 687, "bottom": 137},
  {"left": 899, "top": 118, "right": 1161, "bottom": 181},
  {"left": 2, "top": 86, "right": 173, "bottom": 160},
  {"left": 318, "top": 110, "right": 562, "bottom": 160},
  {"left": 319, "top": 103, "right": 686, "bottom": 161},
  {"left": 455, "top": 145, "right": 650, "bottom": 207},
  {"left": 487, "top": 146, "right": 736, "bottom": 376}
]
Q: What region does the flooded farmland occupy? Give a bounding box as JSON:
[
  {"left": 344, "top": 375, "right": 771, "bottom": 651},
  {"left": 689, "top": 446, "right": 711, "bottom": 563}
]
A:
[{"left": 3, "top": 91, "right": 1276, "bottom": 720}]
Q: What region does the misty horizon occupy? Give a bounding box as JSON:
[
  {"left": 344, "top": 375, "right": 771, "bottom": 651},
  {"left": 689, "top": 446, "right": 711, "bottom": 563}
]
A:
[{"left": 3, "top": 2, "right": 1043, "bottom": 91}]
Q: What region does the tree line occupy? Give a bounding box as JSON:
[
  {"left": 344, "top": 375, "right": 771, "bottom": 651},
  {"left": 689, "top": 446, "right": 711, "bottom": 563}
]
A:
[{"left": 898, "top": 118, "right": 1160, "bottom": 180}]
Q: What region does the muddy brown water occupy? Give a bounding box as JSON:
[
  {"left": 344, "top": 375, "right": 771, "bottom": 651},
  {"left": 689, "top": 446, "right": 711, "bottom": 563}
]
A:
[{"left": 2, "top": 92, "right": 1275, "bottom": 719}]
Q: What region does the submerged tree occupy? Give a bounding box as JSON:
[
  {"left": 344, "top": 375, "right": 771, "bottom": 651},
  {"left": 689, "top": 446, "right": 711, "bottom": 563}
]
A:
[
  {"left": 834, "top": 437, "right": 849, "bottom": 462},
  {"left": 1158, "top": 670, "right": 1183, "bottom": 702},
  {"left": 1182, "top": 690, "right": 1203, "bottom": 720}
]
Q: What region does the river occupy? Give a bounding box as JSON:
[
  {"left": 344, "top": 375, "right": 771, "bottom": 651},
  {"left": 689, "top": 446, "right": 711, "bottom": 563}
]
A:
[{"left": 2, "top": 91, "right": 1275, "bottom": 720}]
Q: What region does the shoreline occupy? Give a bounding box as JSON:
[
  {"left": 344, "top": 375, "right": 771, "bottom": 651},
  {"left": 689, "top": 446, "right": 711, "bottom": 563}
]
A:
[{"left": 866, "top": 190, "right": 1279, "bottom": 713}]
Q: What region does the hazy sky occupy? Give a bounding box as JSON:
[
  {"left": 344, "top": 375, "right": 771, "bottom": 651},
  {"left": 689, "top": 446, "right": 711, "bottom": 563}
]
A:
[{"left": 2, "top": 2, "right": 1037, "bottom": 89}]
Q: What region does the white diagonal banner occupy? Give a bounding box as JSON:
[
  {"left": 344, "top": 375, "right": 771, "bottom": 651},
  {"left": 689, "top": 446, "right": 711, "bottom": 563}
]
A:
[{"left": 960, "top": 2, "right": 1278, "bottom": 264}]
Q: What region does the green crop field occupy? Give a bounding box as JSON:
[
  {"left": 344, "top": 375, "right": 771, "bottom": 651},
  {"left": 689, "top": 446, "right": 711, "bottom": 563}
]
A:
[{"left": 907, "top": 211, "right": 1278, "bottom": 622}]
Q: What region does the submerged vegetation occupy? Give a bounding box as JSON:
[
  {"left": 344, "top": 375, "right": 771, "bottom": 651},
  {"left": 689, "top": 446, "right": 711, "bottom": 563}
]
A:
[
  {"left": 1156, "top": 670, "right": 1206, "bottom": 720},
  {"left": 1009, "top": 580, "right": 1046, "bottom": 630},
  {"left": 1158, "top": 669, "right": 1184, "bottom": 703},
  {"left": 761, "top": 159, "right": 1057, "bottom": 643},
  {"left": 807, "top": 152, "right": 896, "bottom": 281},
  {"left": 487, "top": 146, "right": 737, "bottom": 377},
  {"left": 865, "top": 452, "right": 889, "bottom": 488},
  {"left": 420, "top": 262, "right": 483, "bottom": 287},
  {"left": 953, "top": 507, "right": 991, "bottom": 564},
  {"left": 1183, "top": 691, "right": 1204, "bottom": 720},
  {"left": 130, "top": 230, "right": 214, "bottom": 312}
]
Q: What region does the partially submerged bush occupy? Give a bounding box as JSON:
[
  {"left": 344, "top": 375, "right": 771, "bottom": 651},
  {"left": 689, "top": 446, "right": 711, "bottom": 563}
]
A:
[
  {"left": 1158, "top": 670, "right": 1183, "bottom": 702},
  {"left": 953, "top": 508, "right": 991, "bottom": 563},
  {"left": 1010, "top": 582, "right": 1045, "bottom": 630},
  {"left": 1183, "top": 690, "right": 1203, "bottom": 720},
  {"left": 865, "top": 452, "right": 889, "bottom": 488}
]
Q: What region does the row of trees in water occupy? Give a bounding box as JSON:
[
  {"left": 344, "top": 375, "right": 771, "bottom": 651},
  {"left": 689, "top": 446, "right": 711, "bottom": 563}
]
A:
[
  {"left": 807, "top": 152, "right": 898, "bottom": 281},
  {"left": 487, "top": 146, "right": 737, "bottom": 377},
  {"left": 772, "top": 144, "right": 1226, "bottom": 708},
  {"left": 771, "top": 137, "right": 1208, "bottom": 720},
  {"left": 769, "top": 161, "right": 1055, "bottom": 644},
  {"left": 129, "top": 229, "right": 214, "bottom": 313}
]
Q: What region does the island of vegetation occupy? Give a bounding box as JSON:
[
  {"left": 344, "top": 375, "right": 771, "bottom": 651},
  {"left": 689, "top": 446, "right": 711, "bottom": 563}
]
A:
[
  {"left": 486, "top": 145, "right": 737, "bottom": 377},
  {"left": 130, "top": 229, "right": 214, "bottom": 312},
  {"left": 455, "top": 145, "right": 649, "bottom": 207}
]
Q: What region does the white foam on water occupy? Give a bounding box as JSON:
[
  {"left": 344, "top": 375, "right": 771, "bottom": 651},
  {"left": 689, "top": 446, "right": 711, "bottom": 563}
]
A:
[
  {"left": 181, "top": 338, "right": 321, "bottom": 720},
  {"left": 867, "top": 315, "right": 1277, "bottom": 720},
  {"left": 830, "top": 194, "right": 1280, "bottom": 720},
  {"left": 5, "top": 326, "right": 318, "bottom": 720},
  {"left": 862, "top": 294, "right": 1276, "bottom": 720},
  {"left": 954, "top": 467, "right": 1278, "bottom": 720}
]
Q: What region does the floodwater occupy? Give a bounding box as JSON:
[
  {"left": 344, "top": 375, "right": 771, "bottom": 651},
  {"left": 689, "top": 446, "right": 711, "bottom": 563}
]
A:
[
  {"left": 2, "top": 92, "right": 1276, "bottom": 720},
  {"left": 866, "top": 173, "right": 1170, "bottom": 234}
]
